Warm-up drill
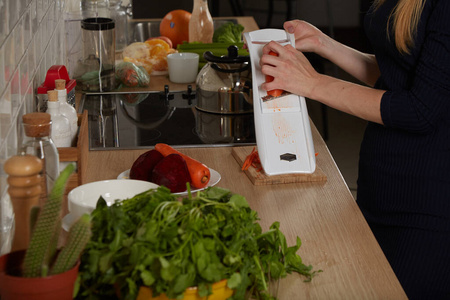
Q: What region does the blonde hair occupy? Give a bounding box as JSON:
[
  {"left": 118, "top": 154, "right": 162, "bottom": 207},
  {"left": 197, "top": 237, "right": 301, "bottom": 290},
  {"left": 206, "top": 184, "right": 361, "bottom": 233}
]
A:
[{"left": 374, "top": 0, "right": 426, "bottom": 54}]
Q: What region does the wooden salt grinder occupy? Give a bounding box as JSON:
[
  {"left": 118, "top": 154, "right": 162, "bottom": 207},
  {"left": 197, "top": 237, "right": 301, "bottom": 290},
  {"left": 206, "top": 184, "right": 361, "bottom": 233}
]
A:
[{"left": 4, "top": 155, "right": 43, "bottom": 251}]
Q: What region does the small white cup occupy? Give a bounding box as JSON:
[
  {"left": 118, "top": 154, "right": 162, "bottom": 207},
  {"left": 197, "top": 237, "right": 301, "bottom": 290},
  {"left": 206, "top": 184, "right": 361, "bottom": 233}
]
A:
[{"left": 167, "top": 52, "right": 199, "bottom": 83}]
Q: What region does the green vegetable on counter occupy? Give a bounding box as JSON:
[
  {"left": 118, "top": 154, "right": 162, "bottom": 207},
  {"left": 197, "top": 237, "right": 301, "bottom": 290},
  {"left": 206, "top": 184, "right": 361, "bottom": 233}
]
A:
[
  {"left": 177, "top": 42, "right": 247, "bottom": 58},
  {"left": 177, "top": 42, "right": 248, "bottom": 71},
  {"left": 213, "top": 22, "right": 245, "bottom": 44},
  {"left": 177, "top": 22, "right": 247, "bottom": 71},
  {"left": 76, "top": 186, "right": 320, "bottom": 300}
]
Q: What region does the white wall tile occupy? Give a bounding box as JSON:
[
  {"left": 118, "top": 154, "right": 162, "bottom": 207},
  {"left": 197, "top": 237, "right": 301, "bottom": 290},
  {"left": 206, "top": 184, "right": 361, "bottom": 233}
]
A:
[
  {"left": 49, "top": 1, "right": 56, "bottom": 28},
  {"left": 30, "top": 0, "right": 38, "bottom": 35},
  {"left": 1, "top": 0, "right": 69, "bottom": 254},
  {"left": 0, "top": 143, "right": 7, "bottom": 195},
  {"left": 6, "top": 116, "right": 17, "bottom": 156},
  {"left": 18, "top": 0, "right": 27, "bottom": 17},
  {"left": 7, "top": 0, "right": 18, "bottom": 32},
  {"left": 0, "top": 0, "right": 8, "bottom": 45},
  {"left": 35, "top": 25, "right": 43, "bottom": 61},
  {"left": 14, "top": 101, "right": 25, "bottom": 146},
  {"left": 3, "top": 34, "right": 14, "bottom": 82},
  {"left": 22, "top": 6, "right": 31, "bottom": 49},
  {"left": 10, "top": 70, "right": 20, "bottom": 118},
  {"left": 25, "top": 83, "right": 34, "bottom": 113},
  {"left": 27, "top": 38, "right": 35, "bottom": 76},
  {"left": 14, "top": 18, "right": 24, "bottom": 68},
  {"left": 0, "top": 45, "right": 4, "bottom": 91},
  {"left": 20, "top": 51, "right": 29, "bottom": 98},
  {"left": 56, "top": 0, "right": 62, "bottom": 15},
  {"left": 38, "top": 59, "right": 47, "bottom": 85},
  {"left": 45, "top": 38, "right": 53, "bottom": 68},
  {"left": 36, "top": 0, "right": 45, "bottom": 25},
  {"left": 0, "top": 85, "right": 12, "bottom": 137}
]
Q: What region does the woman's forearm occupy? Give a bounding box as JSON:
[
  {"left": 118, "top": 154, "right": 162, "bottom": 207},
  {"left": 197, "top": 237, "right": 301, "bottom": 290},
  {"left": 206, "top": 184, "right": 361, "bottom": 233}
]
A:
[
  {"left": 309, "top": 74, "right": 385, "bottom": 124},
  {"left": 283, "top": 20, "right": 380, "bottom": 86},
  {"left": 319, "top": 37, "right": 380, "bottom": 87}
]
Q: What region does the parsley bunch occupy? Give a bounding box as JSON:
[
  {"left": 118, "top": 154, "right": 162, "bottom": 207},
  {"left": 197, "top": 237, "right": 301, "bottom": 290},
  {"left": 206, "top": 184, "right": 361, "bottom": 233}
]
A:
[{"left": 76, "top": 186, "right": 318, "bottom": 300}]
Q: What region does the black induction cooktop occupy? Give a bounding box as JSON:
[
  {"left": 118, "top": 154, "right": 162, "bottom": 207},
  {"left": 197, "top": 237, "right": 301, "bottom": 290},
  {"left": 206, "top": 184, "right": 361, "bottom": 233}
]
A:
[{"left": 79, "top": 87, "right": 256, "bottom": 150}]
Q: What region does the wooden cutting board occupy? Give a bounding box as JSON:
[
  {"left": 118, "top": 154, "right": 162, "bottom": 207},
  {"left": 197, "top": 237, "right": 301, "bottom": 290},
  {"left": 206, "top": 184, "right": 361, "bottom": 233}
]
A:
[{"left": 232, "top": 146, "right": 327, "bottom": 185}]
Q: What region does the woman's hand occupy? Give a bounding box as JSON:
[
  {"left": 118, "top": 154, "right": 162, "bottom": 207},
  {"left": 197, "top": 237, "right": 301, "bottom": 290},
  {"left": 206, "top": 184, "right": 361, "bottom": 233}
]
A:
[
  {"left": 259, "top": 39, "right": 384, "bottom": 124},
  {"left": 260, "top": 41, "right": 321, "bottom": 99},
  {"left": 283, "top": 19, "right": 380, "bottom": 86},
  {"left": 283, "top": 20, "right": 332, "bottom": 59}
]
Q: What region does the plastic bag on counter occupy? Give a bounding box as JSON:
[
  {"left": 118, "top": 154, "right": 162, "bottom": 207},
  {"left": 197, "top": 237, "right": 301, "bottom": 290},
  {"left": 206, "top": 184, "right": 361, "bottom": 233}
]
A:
[{"left": 115, "top": 61, "right": 150, "bottom": 87}]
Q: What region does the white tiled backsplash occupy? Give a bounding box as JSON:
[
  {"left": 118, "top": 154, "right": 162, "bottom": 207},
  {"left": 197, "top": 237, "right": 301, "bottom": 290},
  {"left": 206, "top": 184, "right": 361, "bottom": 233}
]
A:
[{"left": 0, "top": 0, "right": 67, "bottom": 254}]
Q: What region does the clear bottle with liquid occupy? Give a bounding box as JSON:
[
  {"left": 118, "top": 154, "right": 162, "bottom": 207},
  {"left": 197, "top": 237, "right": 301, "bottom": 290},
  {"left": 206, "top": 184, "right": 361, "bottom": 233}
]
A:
[
  {"left": 189, "top": 0, "right": 214, "bottom": 43},
  {"left": 19, "top": 112, "right": 60, "bottom": 206}
]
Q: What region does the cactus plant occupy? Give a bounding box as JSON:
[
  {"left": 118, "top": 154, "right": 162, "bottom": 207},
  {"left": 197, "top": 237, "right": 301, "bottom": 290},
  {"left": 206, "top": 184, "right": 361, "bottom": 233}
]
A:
[
  {"left": 51, "top": 214, "right": 91, "bottom": 275},
  {"left": 22, "top": 163, "right": 92, "bottom": 277}
]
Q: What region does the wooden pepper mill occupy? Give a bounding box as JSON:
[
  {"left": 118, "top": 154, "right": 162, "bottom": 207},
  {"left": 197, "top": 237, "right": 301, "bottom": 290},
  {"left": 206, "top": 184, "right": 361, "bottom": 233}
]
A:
[{"left": 4, "top": 155, "right": 43, "bottom": 251}]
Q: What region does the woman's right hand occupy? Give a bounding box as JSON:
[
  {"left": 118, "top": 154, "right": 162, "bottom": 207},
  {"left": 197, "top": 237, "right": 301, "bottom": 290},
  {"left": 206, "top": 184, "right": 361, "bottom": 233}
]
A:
[
  {"left": 283, "top": 20, "right": 332, "bottom": 58},
  {"left": 284, "top": 19, "right": 380, "bottom": 87}
]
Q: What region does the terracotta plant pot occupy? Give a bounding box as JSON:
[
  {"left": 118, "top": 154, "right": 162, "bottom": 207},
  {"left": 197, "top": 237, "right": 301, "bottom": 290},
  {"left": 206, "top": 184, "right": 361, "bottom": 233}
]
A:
[{"left": 0, "top": 250, "right": 80, "bottom": 300}]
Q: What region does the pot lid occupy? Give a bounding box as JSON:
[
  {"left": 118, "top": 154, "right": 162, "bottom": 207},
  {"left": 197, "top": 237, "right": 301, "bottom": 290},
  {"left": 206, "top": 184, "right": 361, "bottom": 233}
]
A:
[{"left": 203, "top": 45, "right": 250, "bottom": 73}]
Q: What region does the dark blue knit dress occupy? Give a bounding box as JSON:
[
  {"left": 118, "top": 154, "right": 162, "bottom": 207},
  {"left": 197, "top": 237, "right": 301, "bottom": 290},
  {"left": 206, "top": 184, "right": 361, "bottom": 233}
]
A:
[{"left": 357, "top": 0, "right": 450, "bottom": 298}]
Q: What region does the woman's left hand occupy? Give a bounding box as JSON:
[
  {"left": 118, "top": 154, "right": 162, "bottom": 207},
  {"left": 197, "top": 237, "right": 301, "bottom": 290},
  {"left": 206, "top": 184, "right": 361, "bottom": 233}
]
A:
[{"left": 260, "top": 41, "right": 321, "bottom": 99}]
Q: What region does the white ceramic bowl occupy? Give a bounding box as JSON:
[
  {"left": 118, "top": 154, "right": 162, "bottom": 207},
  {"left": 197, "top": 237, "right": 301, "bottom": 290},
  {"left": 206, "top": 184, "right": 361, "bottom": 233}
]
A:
[
  {"left": 167, "top": 52, "right": 199, "bottom": 83},
  {"left": 65, "top": 179, "right": 158, "bottom": 229}
]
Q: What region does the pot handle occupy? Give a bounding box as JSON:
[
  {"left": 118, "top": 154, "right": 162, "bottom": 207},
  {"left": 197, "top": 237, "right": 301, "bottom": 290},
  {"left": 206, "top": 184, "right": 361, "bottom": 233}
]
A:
[{"left": 203, "top": 45, "right": 250, "bottom": 64}]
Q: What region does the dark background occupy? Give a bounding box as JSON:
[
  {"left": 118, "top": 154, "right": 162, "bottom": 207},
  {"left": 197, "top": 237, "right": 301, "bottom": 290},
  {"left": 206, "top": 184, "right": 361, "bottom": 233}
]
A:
[{"left": 131, "top": 0, "right": 373, "bottom": 53}]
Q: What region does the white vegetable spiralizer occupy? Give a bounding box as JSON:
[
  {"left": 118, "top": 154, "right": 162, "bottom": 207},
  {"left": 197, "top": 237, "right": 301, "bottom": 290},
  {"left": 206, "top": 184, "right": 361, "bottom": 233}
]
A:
[{"left": 243, "top": 29, "right": 316, "bottom": 175}]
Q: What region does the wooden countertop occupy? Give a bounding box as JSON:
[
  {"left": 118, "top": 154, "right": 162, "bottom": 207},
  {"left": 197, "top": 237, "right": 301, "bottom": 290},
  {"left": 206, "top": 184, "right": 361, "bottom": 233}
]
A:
[
  {"left": 80, "top": 16, "right": 407, "bottom": 299},
  {"left": 84, "top": 124, "right": 407, "bottom": 299}
]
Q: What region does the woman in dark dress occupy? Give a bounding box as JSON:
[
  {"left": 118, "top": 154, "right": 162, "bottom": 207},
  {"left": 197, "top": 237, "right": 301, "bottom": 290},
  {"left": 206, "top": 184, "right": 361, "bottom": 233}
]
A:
[{"left": 259, "top": 0, "right": 450, "bottom": 298}]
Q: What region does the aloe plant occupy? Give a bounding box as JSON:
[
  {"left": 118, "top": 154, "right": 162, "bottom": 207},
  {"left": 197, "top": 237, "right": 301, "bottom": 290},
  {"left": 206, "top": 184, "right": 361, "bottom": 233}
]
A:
[{"left": 22, "top": 164, "right": 92, "bottom": 277}]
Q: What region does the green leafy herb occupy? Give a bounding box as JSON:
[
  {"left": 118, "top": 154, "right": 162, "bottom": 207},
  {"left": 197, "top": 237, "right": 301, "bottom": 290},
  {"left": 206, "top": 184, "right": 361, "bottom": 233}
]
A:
[
  {"left": 76, "top": 186, "right": 320, "bottom": 299},
  {"left": 213, "top": 22, "right": 245, "bottom": 43}
]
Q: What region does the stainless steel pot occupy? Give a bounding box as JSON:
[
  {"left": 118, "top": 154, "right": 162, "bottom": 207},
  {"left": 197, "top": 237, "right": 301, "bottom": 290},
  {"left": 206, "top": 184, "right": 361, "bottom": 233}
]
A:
[{"left": 196, "top": 45, "right": 252, "bottom": 114}]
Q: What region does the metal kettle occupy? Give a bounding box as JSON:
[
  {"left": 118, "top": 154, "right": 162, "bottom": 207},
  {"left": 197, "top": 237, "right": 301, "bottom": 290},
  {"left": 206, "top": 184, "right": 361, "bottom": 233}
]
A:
[{"left": 195, "top": 45, "right": 252, "bottom": 114}]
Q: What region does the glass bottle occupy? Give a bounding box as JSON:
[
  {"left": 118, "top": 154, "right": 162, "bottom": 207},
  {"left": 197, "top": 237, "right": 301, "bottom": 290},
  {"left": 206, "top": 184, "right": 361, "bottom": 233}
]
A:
[
  {"left": 189, "top": 0, "right": 214, "bottom": 43},
  {"left": 19, "top": 112, "right": 60, "bottom": 206},
  {"left": 55, "top": 79, "right": 78, "bottom": 146},
  {"left": 46, "top": 90, "right": 72, "bottom": 148},
  {"left": 109, "top": 0, "right": 128, "bottom": 52},
  {"left": 81, "top": 0, "right": 110, "bottom": 18}
]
